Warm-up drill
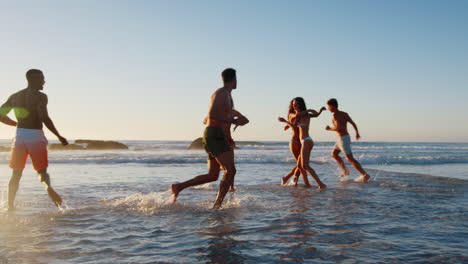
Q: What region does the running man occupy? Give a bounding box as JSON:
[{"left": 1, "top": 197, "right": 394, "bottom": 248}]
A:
[
  {"left": 0, "top": 69, "right": 68, "bottom": 211},
  {"left": 325, "top": 98, "right": 370, "bottom": 183},
  {"left": 170, "top": 68, "right": 248, "bottom": 209}
]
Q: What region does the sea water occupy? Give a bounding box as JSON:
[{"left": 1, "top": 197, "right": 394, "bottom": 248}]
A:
[{"left": 0, "top": 141, "right": 467, "bottom": 263}]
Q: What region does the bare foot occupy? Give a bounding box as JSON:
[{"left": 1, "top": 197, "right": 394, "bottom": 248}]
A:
[
  {"left": 7, "top": 206, "right": 15, "bottom": 212},
  {"left": 354, "top": 174, "right": 370, "bottom": 183},
  {"left": 292, "top": 176, "right": 299, "bottom": 186},
  {"left": 318, "top": 183, "right": 327, "bottom": 190},
  {"left": 281, "top": 176, "right": 288, "bottom": 186},
  {"left": 339, "top": 168, "right": 350, "bottom": 177},
  {"left": 170, "top": 184, "right": 180, "bottom": 203},
  {"left": 229, "top": 186, "right": 236, "bottom": 192},
  {"left": 47, "top": 187, "right": 62, "bottom": 207},
  {"left": 304, "top": 183, "right": 312, "bottom": 188}
]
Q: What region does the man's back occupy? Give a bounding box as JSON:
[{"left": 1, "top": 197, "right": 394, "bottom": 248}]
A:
[{"left": 6, "top": 88, "right": 45, "bottom": 129}]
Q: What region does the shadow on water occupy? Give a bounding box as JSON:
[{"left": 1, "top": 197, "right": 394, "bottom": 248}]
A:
[{"left": 195, "top": 209, "right": 248, "bottom": 264}]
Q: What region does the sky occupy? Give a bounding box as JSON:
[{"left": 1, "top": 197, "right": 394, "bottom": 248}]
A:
[{"left": 0, "top": 0, "right": 467, "bottom": 142}]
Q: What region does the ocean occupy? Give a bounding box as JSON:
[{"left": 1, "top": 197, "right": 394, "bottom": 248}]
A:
[{"left": 0, "top": 140, "right": 467, "bottom": 263}]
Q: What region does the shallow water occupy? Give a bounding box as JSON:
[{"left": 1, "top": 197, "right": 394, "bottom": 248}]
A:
[{"left": 0, "top": 142, "right": 467, "bottom": 263}]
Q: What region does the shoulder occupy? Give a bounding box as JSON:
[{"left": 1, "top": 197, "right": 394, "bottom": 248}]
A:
[
  {"left": 10, "top": 89, "right": 26, "bottom": 98},
  {"left": 215, "top": 87, "right": 228, "bottom": 94},
  {"left": 36, "top": 91, "right": 48, "bottom": 103},
  {"left": 340, "top": 111, "right": 352, "bottom": 120},
  {"left": 213, "top": 87, "right": 229, "bottom": 98}
]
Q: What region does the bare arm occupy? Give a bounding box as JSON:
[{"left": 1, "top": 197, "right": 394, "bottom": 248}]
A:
[
  {"left": 0, "top": 97, "right": 17, "bottom": 127},
  {"left": 232, "top": 109, "right": 249, "bottom": 127},
  {"left": 232, "top": 109, "right": 244, "bottom": 118},
  {"left": 347, "top": 113, "right": 360, "bottom": 140},
  {"left": 37, "top": 94, "right": 68, "bottom": 145},
  {"left": 308, "top": 107, "right": 326, "bottom": 118},
  {"left": 278, "top": 117, "right": 296, "bottom": 128}
]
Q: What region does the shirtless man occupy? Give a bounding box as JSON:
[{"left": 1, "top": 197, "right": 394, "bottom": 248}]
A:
[
  {"left": 325, "top": 98, "right": 370, "bottom": 183},
  {"left": 170, "top": 68, "right": 248, "bottom": 209},
  {"left": 0, "top": 69, "right": 68, "bottom": 211}
]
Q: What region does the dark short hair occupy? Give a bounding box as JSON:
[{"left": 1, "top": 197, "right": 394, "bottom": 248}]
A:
[
  {"left": 327, "top": 98, "right": 338, "bottom": 108},
  {"left": 26, "top": 69, "right": 43, "bottom": 81},
  {"left": 222, "top": 68, "right": 236, "bottom": 83}
]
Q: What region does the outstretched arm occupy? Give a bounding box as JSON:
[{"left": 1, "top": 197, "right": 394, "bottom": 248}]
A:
[
  {"left": 308, "top": 107, "right": 326, "bottom": 118},
  {"left": 0, "top": 97, "right": 17, "bottom": 127},
  {"left": 37, "top": 94, "right": 68, "bottom": 145},
  {"left": 278, "top": 117, "right": 296, "bottom": 128}
]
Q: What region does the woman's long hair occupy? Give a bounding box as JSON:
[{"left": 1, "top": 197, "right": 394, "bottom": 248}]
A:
[{"left": 293, "top": 97, "right": 307, "bottom": 111}]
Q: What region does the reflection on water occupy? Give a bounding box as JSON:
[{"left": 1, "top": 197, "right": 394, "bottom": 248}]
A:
[
  {"left": 0, "top": 163, "right": 467, "bottom": 263},
  {"left": 197, "top": 210, "right": 246, "bottom": 263}
]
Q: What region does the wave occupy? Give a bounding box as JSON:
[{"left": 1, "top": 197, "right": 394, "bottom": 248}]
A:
[{"left": 0, "top": 153, "right": 466, "bottom": 166}]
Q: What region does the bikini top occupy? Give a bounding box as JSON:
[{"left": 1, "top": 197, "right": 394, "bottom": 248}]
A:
[{"left": 297, "top": 117, "right": 308, "bottom": 127}]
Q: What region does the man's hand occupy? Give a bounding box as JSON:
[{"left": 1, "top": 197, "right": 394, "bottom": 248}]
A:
[
  {"left": 356, "top": 133, "right": 361, "bottom": 141},
  {"left": 325, "top": 125, "right": 332, "bottom": 131},
  {"left": 58, "top": 136, "right": 68, "bottom": 146},
  {"left": 232, "top": 116, "right": 249, "bottom": 132},
  {"left": 320, "top": 106, "right": 326, "bottom": 112},
  {"left": 233, "top": 116, "right": 249, "bottom": 126}
]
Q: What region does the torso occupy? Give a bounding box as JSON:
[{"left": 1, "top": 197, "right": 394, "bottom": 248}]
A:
[
  {"left": 332, "top": 111, "right": 349, "bottom": 137},
  {"left": 207, "top": 87, "right": 234, "bottom": 143},
  {"left": 8, "top": 88, "right": 45, "bottom": 129},
  {"left": 296, "top": 115, "right": 311, "bottom": 140}
]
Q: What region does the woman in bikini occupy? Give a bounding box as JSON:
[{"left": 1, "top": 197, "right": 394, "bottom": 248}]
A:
[{"left": 279, "top": 97, "right": 327, "bottom": 189}]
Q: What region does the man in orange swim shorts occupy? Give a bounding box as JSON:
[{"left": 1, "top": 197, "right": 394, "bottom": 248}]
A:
[{"left": 0, "top": 69, "right": 69, "bottom": 211}]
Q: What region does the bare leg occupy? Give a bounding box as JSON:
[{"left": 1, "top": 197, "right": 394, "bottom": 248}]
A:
[
  {"left": 301, "top": 141, "right": 326, "bottom": 189},
  {"left": 228, "top": 147, "right": 236, "bottom": 191},
  {"left": 282, "top": 165, "right": 299, "bottom": 185},
  {"left": 213, "top": 150, "right": 236, "bottom": 209},
  {"left": 37, "top": 169, "right": 62, "bottom": 207},
  {"left": 296, "top": 155, "right": 311, "bottom": 187},
  {"left": 346, "top": 154, "right": 370, "bottom": 183},
  {"left": 282, "top": 141, "right": 301, "bottom": 185},
  {"left": 170, "top": 159, "right": 221, "bottom": 202},
  {"left": 332, "top": 148, "right": 349, "bottom": 177},
  {"left": 292, "top": 167, "right": 301, "bottom": 186},
  {"left": 8, "top": 170, "right": 22, "bottom": 211}
]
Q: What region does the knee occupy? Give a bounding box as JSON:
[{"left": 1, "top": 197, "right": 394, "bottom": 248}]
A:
[
  {"left": 331, "top": 152, "right": 339, "bottom": 159},
  {"left": 207, "top": 173, "right": 219, "bottom": 182},
  {"left": 298, "top": 164, "right": 306, "bottom": 172},
  {"left": 38, "top": 172, "right": 50, "bottom": 184},
  {"left": 226, "top": 166, "right": 236, "bottom": 175}
]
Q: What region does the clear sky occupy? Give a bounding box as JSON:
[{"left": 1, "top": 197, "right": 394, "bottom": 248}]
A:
[{"left": 1, "top": 0, "right": 467, "bottom": 142}]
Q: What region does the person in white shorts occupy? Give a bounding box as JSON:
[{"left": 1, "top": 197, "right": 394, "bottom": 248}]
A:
[
  {"left": 0, "top": 69, "right": 68, "bottom": 211},
  {"left": 325, "top": 98, "right": 370, "bottom": 183}
]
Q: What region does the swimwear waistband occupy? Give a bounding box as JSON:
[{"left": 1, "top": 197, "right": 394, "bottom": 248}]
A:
[
  {"left": 207, "top": 119, "right": 230, "bottom": 128},
  {"left": 15, "top": 128, "right": 45, "bottom": 137},
  {"left": 338, "top": 134, "right": 351, "bottom": 140}
]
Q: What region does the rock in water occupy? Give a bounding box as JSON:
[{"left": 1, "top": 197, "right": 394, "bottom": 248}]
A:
[
  {"left": 75, "top": 140, "right": 129, "bottom": 150},
  {"left": 188, "top": 137, "right": 204, "bottom": 149},
  {"left": 49, "top": 144, "right": 86, "bottom": 150}
]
